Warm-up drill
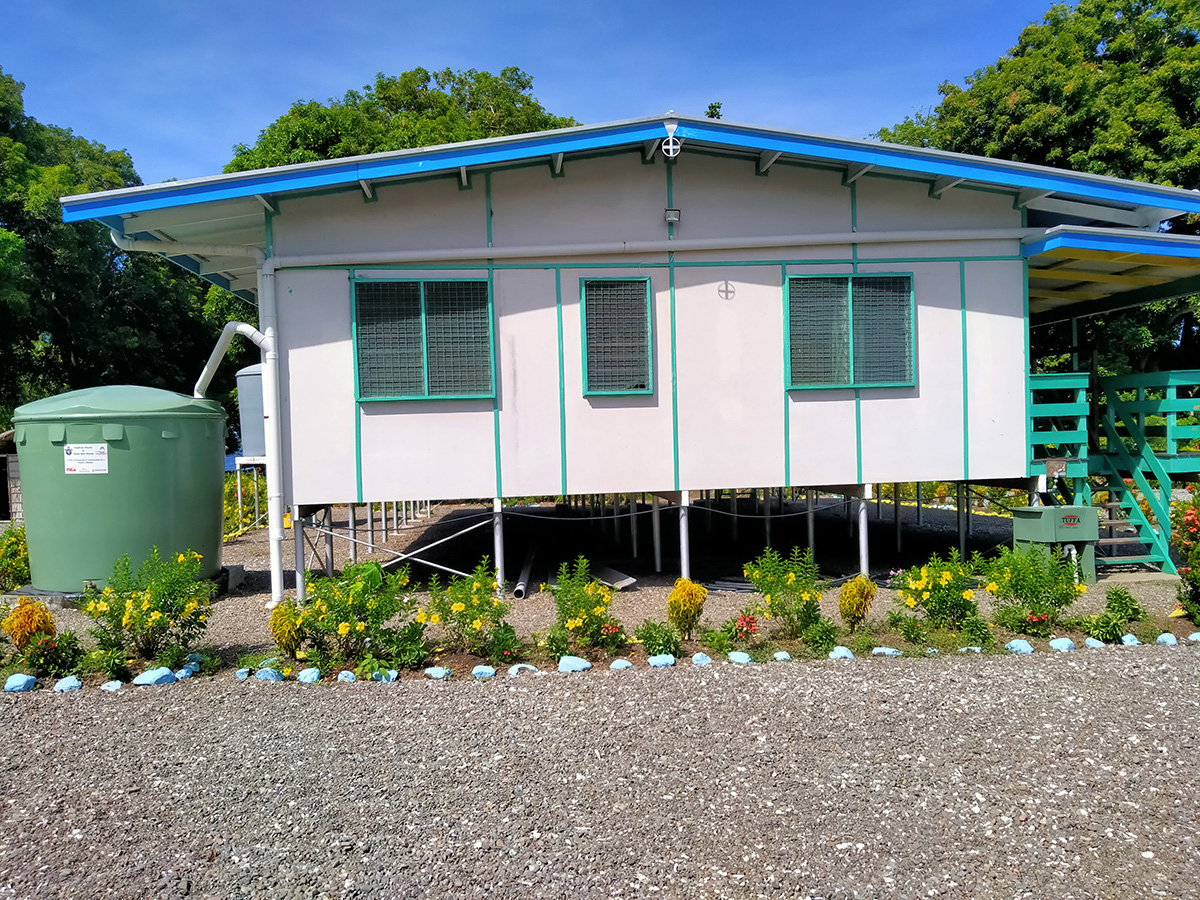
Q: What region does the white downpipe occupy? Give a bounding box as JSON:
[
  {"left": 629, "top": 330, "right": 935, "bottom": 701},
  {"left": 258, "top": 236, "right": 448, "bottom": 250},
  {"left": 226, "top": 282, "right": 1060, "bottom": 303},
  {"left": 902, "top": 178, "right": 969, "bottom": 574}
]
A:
[
  {"left": 271, "top": 228, "right": 1039, "bottom": 269},
  {"left": 110, "top": 231, "right": 286, "bottom": 610},
  {"left": 193, "top": 321, "right": 268, "bottom": 399}
]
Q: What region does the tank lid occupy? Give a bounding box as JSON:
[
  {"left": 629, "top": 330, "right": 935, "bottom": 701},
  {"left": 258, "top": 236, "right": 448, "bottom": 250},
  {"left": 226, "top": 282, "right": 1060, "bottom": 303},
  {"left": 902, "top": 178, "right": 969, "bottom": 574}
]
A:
[
  {"left": 13, "top": 385, "right": 226, "bottom": 421},
  {"left": 236, "top": 364, "right": 263, "bottom": 377}
]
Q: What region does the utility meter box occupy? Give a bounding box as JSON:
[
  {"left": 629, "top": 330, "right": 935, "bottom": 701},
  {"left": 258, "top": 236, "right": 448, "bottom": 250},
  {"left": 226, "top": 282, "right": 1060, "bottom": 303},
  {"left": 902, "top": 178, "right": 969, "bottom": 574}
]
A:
[{"left": 1011, "top": 506, "right": 1099, "bottom": 584}]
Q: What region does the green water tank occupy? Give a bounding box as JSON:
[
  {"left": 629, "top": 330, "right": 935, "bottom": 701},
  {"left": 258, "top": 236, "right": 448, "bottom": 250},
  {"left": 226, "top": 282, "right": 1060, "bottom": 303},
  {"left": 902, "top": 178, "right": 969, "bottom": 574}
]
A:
[{"left": 12, "top": 386, "right": 226, "bottom": 592}]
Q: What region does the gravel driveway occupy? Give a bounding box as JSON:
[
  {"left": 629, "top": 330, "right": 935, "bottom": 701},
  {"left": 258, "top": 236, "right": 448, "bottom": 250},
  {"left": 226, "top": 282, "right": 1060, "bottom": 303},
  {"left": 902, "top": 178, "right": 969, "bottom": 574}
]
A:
[{"left": 2, "top": 645, "right": 1197, "bottom": 900}]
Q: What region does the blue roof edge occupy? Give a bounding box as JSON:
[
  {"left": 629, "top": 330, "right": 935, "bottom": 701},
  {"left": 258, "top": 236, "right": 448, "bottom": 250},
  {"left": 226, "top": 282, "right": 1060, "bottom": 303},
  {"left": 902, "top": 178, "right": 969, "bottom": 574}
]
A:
[
  {"left": 1023, "top": 228, "right": 1200, "bottom": 260},
  {"left": 60, "top": 115, "right": 1200, "bottom": 222}
]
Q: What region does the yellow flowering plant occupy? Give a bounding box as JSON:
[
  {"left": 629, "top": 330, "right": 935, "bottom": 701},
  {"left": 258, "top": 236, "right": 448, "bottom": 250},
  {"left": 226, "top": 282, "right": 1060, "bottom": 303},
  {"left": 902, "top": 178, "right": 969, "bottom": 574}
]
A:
[
  {"left": 222, "top": 472, "right": 268, "bottom": 541},
  {"left": 547, "top": 556, "right": 625, "bottom": 652},
  {"left": 426, "top": 558, "right": 512, "bottom": 654},
  {"left": 666, "top": 577, "right": 707, "bottom": 640},
  {"left": 80, "top": 548, "right": 216, "bottom": 659},
  {"left": 0, "top": 525, "right": 31, "bottom": 592},
  {"left": 743, "top": 547, "right": 824, "bottom": 638},
  {"left": 838, "top": 575, "right": 876, "bottom": 632},
  {"left": 889, "top": 549, "right": 981, "bottom": 628},
  {"left": 296, "top": 561, "right": 416, "bottom": 662},
  {"left": 1, "top": 596, "right": 56, "bottom": 652},
  {"left": 985, "top": 545, "right": 1082, "bottom": 636}
]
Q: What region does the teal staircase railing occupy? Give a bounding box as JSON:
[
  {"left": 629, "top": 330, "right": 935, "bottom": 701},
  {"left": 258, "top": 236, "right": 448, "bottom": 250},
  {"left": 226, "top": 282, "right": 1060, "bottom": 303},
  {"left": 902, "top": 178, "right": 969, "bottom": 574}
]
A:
[{"left": 1029, "top": 369, "right": 1200, "bottom": 573}]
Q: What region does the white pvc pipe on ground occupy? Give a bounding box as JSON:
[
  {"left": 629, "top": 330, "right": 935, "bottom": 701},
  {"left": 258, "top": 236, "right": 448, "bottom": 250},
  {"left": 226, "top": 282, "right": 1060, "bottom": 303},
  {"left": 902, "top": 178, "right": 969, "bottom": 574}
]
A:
[{"left": 858, "top": 484, "right": 871, "bottom": 576}]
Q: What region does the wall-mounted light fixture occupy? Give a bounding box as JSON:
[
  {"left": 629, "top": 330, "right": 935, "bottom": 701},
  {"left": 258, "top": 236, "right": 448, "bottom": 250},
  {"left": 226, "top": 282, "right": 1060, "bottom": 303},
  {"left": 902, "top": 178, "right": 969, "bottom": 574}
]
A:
[{"left": 664, "top": 208, "right": 681, "bottom": 224}]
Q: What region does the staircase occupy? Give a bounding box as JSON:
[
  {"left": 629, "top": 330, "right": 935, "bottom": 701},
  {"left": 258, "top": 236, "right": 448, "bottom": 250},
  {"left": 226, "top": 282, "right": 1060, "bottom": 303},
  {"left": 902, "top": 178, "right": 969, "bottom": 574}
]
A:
[{"left": 1029, "top": 369, "right": 1200, "bottom": 574}]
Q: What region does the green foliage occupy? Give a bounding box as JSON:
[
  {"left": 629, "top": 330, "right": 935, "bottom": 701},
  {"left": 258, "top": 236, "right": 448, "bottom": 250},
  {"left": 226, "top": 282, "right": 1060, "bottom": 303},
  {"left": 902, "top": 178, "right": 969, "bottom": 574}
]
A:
[
  {"left": 666, "top": 577, "right": 707, "bottom": 640},
  {"left": 722, "top": 609, "right": 760, "bottom": 646},
  {"left": 80, "top": 549, "right": 215, "bottom": 659},
  {"left": 1, "top": 595, "right": 54, "bottom": 651},
  {"left": 354, "top": 653, "right": 390, "bottom": 681},
  {"left": 79, "top": 647, "right": 130, "bottom": 681},
  {"left": 849, "top": 631, "right": 877, "bottom": 656},
  {"left": 0, "top": 525, "right": 30, "bottom": 591},
  {"left": 838, "top": 575, "right": 876, "bottom": 632},
  {"left": 1104, "top": 585, "right": 1145, "bottom": 622},
  {"left": 382, "top": 620, "right": 428, "bottom": 670},
  {"left": 224, "top": 471, "right": 268, "bottom": 540},
  {"left": 634, "top": 619, "right": 681, "bottom": 657},
  {"left": 546, "top": 557, "right": 624, "bottom": 652},
  {"left": 705, "top": 102, "right": 723, "bottom": 119},
  {"left": 801, "top": 618, "right": 839, "bottom": 655},
  {"left": 698, "top": 627, "right": 732, "bottom": 654},
  {"left": 986, "top": 545, "right": 1084, "bottom": 634},
  {"left": 744, "top": 547, "right": 824, "bottom": 638},
  {"left": 875, "top": 2, "right": 1200, "bottom": 375},
  {"left": 1177, "top": 568, "right": 1200, "bottom": 625},
  {"left": 961, "top": 614, "right": 993, "bottom": 647},
  {"left": 888, "top": 610, "right": 928, "bottom": 646},
  {"left": 293, "top": 561, "right": 417, "bottom": 662},
  {"left": 227, "top": 67, "right": 576, "bottom": 173},
  {"left": 487, "top": 622, "right": 521, "bottom": 667},
  {"left": 154, "top": 644, "right": 187, "bottom": 672},
  {"left": 1078, "top": 610, "right": 1127, "bottom": 642},
  {"left": 542, "top": 625, "right": 570, "bottom": 662},
  {"left": 23, "top": 630, "right": 83, "bottom": 677},
  {"left": 892, "top": 550, "right": 981, "bottom": 627},
  {"left": 427, "top": 559, "right": 510, "bottom": 654}
]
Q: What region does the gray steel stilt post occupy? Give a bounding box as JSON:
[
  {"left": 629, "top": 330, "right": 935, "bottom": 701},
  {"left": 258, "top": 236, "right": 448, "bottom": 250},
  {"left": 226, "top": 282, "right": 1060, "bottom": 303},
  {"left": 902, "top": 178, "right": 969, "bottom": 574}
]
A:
[
  {"left": 877, "top": 484, "right": 883, "bottom": 519},
  {"left": 679, "top": 491, "right": 691, "bottom": 581},
  {"left": 381, "top": 501, "right": 389, "bottom": 543},
  {"left": 614, "top": 493, "right": 622, "bottom": 545},
  {"left": 764, "top": 488, "right": 772, "bottom": 548},
  {"left": 349, "top": 504, "right": 358, "bottom": 564},
  {"left": 630, "top": 495, "right": 638, "bottom": 558},
  {"left": 324, "top": 506, "right": 334, "bottom": 577},
  {"left": 391, "top": 501, "right": 398, "bottom": 531},
  {"left": 894, "top": 483, "right": 901, "bottom": 553},
  {"left": 916, "top": 483, "right": 923, "bottom": 525},
  {"left": 730, "top": 488, "right": 738, "bottom": 542},
  {"left": 966, "top": 484, "right": 973, "bottom": 537},
  {"left": 957, "top": 483, "right": 967, "bottom": 555},
  {"left": 858, "top": 486, "right": 870, "bottom": 576},
  {"left": 652, "top": 494, "right": 662, "bottom": 573},
  {"left": 366, "top": 501, "right": 374, "bottom": 552},
  {"left": 236, "top": 465, "right": 243, "bottom": 525},
  {"left": 493, "top": 498, "right": 505, "bottom": 591},
  {"left": 806, "top": 488, "right": 816, "bottom": 552},
  {"left": 293, "top": 509, "right": 306, "bottom": 602}
]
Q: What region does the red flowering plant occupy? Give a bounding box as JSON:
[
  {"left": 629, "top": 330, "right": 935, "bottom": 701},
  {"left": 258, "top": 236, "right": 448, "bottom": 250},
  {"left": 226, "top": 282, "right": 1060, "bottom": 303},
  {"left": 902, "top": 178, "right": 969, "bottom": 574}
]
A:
[{"left": 1169, "top": 485, "right": 1200, "bottom": 624}]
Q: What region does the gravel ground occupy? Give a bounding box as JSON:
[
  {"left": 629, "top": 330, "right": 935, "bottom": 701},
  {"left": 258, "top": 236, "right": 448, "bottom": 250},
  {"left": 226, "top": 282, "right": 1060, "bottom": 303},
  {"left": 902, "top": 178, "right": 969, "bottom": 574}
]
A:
[
  {"left": 10, "top": 505, "right": 1198, "bottom": 899},
  {"left": 2, "top": 646, "right": 1198, "bottom": 900}
]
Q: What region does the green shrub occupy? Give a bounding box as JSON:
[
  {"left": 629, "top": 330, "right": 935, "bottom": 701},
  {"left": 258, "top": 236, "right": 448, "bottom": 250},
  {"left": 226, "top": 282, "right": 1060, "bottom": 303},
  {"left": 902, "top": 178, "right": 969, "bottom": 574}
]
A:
[
  {"left": 488, "top": 622, "right": 521, "bottom": 666},
  {"left": 1079, "top": 611, "right": 1125, "bottom": 643},
  {"left": 722, "top": 609, "right": 760, "bottom": 646},
  {"left": 384, "top": 620, "right": 427, "bottom": 669},
  {"left": 79, "top": 647, "right": 130, "bottom": 681},
  {"left": 543, "top": 624, "right": 570, "bottom": 662},
  {"left": 699, "top": 627, "right": 731, "bottom": 654},
  {"left": 744, "top": 547, "right": 823, "bottom": 638},
  {"left": 427, "top": 559, "right": 510, "bottom": 655},
  {"left": 1178, "top": 568, "right": 1200, "bottom": 625},
  {"left": 1103, "top": 585, "right": 1144, "bottom": 623},
  {"left": 985, "top": 545, "right": 1083, "bottom": 634},
  {"left": 80, "top": 549, "right": 216, "bottom": 659},
  {"left": 299, "top": 561, "right": 415, "bottom": 658},
  {"left": 634, "top": 619, "right": 681, "bottom": 657},
  {"left": 154, "top": 644, "right": 187, "bottom": 671},
  {"left": 666, "top": 578, "right": 707, "bottom": 640},
  {"left": 849, "top": 631, "right": 877, "bottom": 656},
  {"left": 0, "top": 525, "right": 30, "bottom": 592},
  {"left": 802, "top": 618, "right": 838, "bottom": 654},
  {"left": 960, "top": 614, "right": 992, "bottom": 647},
  {"left": 892, "top": 550, "right": 979, "bottom": 627},
  {"left": 24, "top": 631, "right": 83, "bottom": 677},
  {"left": 546, "top": 557, "right": 624, "bottom": 652}
]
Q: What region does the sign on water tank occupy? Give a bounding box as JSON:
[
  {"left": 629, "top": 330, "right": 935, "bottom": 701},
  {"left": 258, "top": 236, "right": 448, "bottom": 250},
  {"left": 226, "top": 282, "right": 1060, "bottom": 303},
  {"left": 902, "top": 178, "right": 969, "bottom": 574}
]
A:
[{"left": 64, "top": 443, "right": 108, "bottom": 474}]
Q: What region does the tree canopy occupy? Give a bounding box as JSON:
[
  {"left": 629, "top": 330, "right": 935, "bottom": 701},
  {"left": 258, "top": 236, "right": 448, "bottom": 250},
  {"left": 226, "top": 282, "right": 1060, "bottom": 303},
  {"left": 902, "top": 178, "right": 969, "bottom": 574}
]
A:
[
  {"left": 226, "top": 67, "right": 576, "bottom": 172},
  {"left": 0, "top": 66, "right": 244, "bottom": 432},
  {"left": 876, "top": 0, "right": 1200, "bottom": 374}
]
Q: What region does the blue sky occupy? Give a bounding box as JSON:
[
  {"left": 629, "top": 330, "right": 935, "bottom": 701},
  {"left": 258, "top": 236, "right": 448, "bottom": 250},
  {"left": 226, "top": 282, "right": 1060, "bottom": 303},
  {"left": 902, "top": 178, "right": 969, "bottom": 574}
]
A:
[{"left": 4, "top": 0, "right": 1056, "bottom": 185}]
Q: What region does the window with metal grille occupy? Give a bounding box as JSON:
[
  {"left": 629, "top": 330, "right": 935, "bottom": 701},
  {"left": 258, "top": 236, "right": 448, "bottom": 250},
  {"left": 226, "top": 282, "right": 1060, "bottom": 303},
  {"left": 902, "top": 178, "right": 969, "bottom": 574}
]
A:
[
  {"left": 787, "top": 274, "right": 913, "bottom": 389},
  {"left": 354, "top": 280, "right": 493, "bottom": 399},
  {"left": 581, "top": 279, "right": 653, "bottom": 395}
]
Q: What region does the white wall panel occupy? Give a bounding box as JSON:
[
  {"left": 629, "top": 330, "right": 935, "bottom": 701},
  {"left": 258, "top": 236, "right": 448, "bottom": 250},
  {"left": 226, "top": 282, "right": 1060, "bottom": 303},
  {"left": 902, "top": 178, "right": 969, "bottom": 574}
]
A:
[{"left": 675, "top": 266, "right": 785, "bottom": 488}]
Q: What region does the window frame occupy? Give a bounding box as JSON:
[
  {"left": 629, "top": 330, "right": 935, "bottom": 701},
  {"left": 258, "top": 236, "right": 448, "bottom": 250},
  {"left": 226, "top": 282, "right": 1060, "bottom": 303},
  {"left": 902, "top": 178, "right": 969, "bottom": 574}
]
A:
[
  {"left": 351, "top": 276, "right": 496, "bottom": 402},
  {"left": 784, "top": 272, "right": 916, "bottom": 391},
  {"left": 579, "top": 276, "right": 655, "bottom": 397}
]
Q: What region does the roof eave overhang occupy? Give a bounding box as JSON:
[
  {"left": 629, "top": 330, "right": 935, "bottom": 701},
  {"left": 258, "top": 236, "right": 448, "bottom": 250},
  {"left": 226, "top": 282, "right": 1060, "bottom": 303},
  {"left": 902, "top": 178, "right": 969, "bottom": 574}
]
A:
[{"left": 61, "top": 115, "right": 1200, "bottom": 224}]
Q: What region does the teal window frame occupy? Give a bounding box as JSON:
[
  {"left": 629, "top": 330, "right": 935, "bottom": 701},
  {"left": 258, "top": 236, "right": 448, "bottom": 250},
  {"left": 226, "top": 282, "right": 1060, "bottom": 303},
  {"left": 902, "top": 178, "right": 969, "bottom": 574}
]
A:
[
  {"left": 785, "top": 272, "right": 916, "bottom": 391},
  {"left": 579, "top": 277, "right": 655, "bottom": 396},
  {"left": 351, "top": 276, "right": 496, "bottom": 402}
]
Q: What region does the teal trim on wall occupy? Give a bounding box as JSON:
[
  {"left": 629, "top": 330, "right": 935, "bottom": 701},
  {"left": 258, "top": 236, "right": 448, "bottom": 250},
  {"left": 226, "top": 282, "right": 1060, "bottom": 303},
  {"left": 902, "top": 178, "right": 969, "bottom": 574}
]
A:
[
  {"left": 960, "top": 260, "right": 970, "bottom": 481},
  {"left": 490, "top": 264, "right": 502, "bottom": 498},
  {"left": 669, "top": 256, "right": 680, "bottom": 491}
]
